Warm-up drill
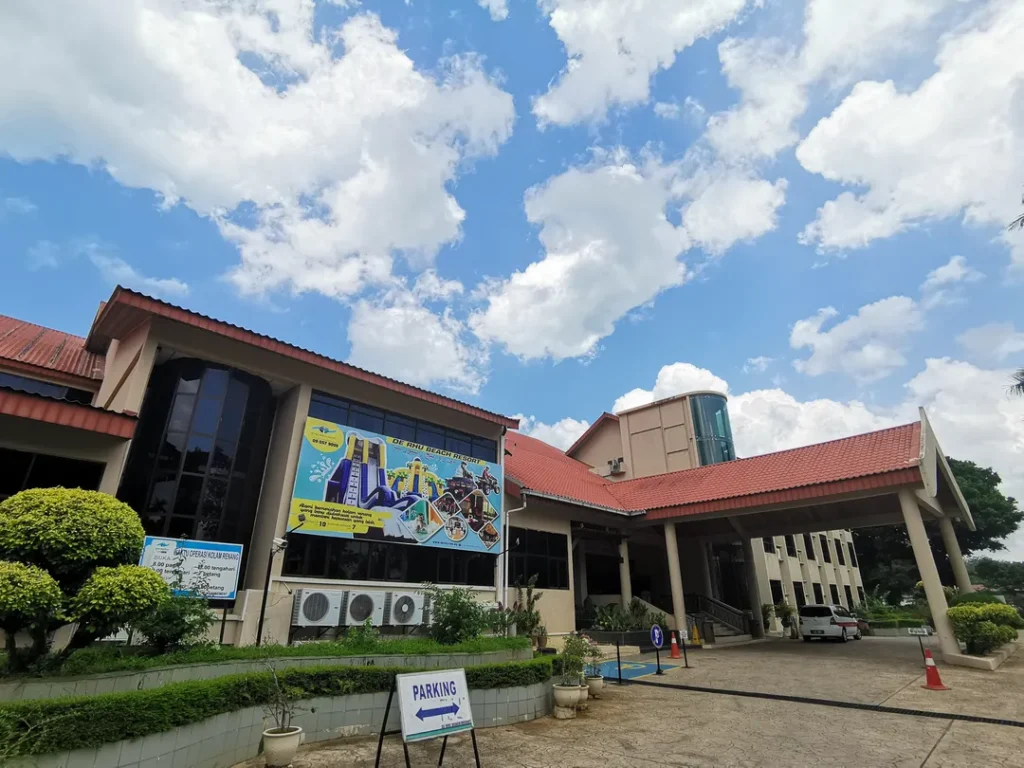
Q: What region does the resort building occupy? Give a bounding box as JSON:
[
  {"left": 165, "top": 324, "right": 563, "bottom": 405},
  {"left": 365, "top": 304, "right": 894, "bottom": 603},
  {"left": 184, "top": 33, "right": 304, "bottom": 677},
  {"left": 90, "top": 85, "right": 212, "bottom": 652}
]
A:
[{"left": 0, "top": 287, "right": 978, "bottom": 664}]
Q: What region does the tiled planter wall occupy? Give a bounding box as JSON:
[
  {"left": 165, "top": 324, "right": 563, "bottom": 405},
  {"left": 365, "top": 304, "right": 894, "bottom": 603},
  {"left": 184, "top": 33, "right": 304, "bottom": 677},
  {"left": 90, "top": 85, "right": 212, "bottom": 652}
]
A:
[
  {"left": 6, "top": 681, "right": 554, "bottom": 768},
  {"left": 0, "top": 649, "right": 533, "bottom": 702}
]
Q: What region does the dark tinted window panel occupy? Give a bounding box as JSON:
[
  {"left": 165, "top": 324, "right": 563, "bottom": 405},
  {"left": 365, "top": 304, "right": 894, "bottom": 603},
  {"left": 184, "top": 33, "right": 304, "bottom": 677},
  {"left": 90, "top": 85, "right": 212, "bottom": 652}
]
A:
[
  {"left": 762, "top": 537, "right": 775, "bottom": 553},
  {"left": 200, "top": 368, "right": 229, "bottom": 399},
  {"left": 191, "top": 397, "right": 222, "bottom": 436},
  {"left": 167, "top": 516, "right": 197, "bottom": 539},
  {"left": 25, "top": 454, "right": 103, "bottom": 491},
  {"left": 349, "top": 404, "right": 385, "bottom": 433},
  {"left": 803, "top": 533, "right": 815, "bottom": 559},
  {"left": 168, "top": 395, "right": 195, "bottom": 433},
  {"left": 218, "top": 380, "right": 248, "bottom": 440},
  {"left": 183, "top": 434, "right": 213, "bottom": 473},
  {"left": 383, "top": 414, "right": 417, "bottom": 441},
  {"left": 173, "top": 475, "right": 204, "bottom": 517},
  {"left": 417, "top": 425, "right": 446, "bottom": 450},
  {"left": 0, "top": 448, "right": 33, "bottom": 497},
  {"left": 445, "top": 435, "right": 472, "bottom": 457}
]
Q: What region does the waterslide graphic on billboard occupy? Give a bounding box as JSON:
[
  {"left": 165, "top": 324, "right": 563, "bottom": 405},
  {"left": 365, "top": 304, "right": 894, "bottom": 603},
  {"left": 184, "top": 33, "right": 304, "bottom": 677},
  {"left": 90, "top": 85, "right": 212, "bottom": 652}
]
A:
[{"left": 289, "top": 417, "right": 502, "bottom": 552}]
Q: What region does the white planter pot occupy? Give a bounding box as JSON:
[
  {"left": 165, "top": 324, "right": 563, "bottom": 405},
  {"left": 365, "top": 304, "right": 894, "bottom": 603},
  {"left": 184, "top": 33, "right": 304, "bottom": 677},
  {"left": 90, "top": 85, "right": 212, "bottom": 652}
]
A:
[
  {"left": 586, "top": 675, "right": 604, "bottom": 698},
  {"left": 263, "top": 726, "right": 304, "bottom": 767},
  {"left": 553, "top": 684, "right": 581, "bottom": 709},
  {"left": 577, "top": 683, "right": 589, "bottom": 710}
]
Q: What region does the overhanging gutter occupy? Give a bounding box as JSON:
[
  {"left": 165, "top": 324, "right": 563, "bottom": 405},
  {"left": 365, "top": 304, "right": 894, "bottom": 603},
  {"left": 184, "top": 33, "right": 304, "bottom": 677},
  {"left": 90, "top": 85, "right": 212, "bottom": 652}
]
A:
[{"left": 519, "top": 488, "right": 645, "bottom": 517}]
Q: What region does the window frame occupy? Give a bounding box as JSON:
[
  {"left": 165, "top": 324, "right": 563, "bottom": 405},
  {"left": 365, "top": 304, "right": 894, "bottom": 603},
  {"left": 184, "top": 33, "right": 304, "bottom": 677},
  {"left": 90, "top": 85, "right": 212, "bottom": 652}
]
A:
[{"left": 507, "top": 526, "right": 570, "bottom": 590}]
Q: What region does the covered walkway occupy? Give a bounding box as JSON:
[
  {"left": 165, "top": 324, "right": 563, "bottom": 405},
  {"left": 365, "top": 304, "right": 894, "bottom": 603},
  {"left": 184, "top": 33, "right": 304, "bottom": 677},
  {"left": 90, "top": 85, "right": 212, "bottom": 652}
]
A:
[{"left": 506, "top": 409, "right": 977, "bottom": 665}]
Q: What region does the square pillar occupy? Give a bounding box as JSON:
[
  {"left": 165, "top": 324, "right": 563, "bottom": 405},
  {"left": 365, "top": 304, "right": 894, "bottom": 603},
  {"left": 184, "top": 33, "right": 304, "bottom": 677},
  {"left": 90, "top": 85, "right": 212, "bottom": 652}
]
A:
[
  {"left": 939, "top": 517, "right": 973, "bottom": 594},
  {"left": 899, "top": 490, "right": 959, "bottom": 658},
  {"left": 698, "top": 538, "right": 714, "bottom": 598},
  {"left": 742, "top": 537, "right": 765, "bottom": 639},
  {"left": 618, "top": 538, "right": 633, "bottom": 608},
  {"left": 575, "top": 540, "right": 589, "bottom": 604},
  {"left": 663, "top": 522, "right": 687, "bottom": 634}
]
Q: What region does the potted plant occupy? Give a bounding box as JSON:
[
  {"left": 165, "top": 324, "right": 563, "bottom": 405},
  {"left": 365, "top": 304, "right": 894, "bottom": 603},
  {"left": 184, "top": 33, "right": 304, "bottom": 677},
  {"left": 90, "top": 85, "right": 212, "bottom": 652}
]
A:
[
  {"left": 775, "top": 602, "right": 796, "bottom": 638},
  {"left": 761, "top": 603, "right": 775, "bottom": 633},
  {"left": 583, "top": 634, "right": 604, "bottom": 698},
  {"left": 261, "top": 664, "right": 309, "bottom": 767},
  {"left": 553, "top": 634, "right": 585, "bottom": 714},
  {"left": 533, "top": 624, "right": 548, "bottom": 649}
]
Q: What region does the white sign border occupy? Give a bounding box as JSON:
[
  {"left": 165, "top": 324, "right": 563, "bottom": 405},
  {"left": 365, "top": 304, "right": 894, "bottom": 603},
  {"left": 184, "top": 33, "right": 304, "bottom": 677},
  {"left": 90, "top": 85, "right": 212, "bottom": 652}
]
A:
[{"left": 396, "top": 668, "right": 474, "bottom": 744}]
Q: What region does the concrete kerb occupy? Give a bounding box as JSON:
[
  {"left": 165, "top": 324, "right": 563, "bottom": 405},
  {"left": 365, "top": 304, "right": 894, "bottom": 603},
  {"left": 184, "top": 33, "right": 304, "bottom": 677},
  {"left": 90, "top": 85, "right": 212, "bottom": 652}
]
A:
[
  {"left": 942, "top": 639, "right": 1020, "bottom": 671},
  {"left": 0, "top": 647, "right": 533, "bottom": 702},
  {"left": 3, "top": 681, "right": 554, "bottom": 768}
]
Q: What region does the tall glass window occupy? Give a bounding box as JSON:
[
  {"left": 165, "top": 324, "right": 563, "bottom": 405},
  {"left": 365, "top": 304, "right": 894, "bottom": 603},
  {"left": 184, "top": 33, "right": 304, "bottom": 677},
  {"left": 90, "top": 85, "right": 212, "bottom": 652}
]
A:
[
  {"left": 118, "top": 359, "right": 274, "bottom": 547},
  {"left": 690, "top": 394, "right": 736, "bottom": 466}
]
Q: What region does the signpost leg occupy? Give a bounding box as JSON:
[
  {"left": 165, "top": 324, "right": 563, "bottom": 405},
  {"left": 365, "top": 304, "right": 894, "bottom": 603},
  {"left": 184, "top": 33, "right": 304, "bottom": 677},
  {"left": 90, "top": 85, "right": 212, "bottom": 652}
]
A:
[
  {"left": 219, "top": 607, "right": 228, "bottom": 645},
  {"left": 402, "top": 741, "right": 411, "bottom": 768},
  {"left": 471, "top": 729, "right": 482, "bottom": 768},
  {"left": 616, "top": 642, "right": 623, "bottom": 685},
  {"left": 438, "top": 735, "right": 448, "bottom": 766},
  {"left": 655, "top": 647, "right": 663, "bottom": 675},
  {"left": 374, "top": 678, "right": 398, "bottom": 768}
]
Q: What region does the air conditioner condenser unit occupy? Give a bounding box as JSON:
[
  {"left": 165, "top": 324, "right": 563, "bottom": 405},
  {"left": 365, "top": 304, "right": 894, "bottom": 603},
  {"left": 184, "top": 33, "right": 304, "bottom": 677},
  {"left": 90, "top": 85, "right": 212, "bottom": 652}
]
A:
[
  {"left": 385, "top": 591, "right": 425, "bottom": 626},
  {"left": 345, "top": 590, "right": 387, "bottom": 626},
  {"left": 291, "top": 589, "right": 345, "bottom": 628}
]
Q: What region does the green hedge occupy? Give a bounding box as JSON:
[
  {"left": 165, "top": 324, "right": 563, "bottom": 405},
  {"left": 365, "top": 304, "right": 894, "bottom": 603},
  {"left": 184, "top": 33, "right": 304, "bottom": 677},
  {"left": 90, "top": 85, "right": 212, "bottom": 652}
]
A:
[
  {"left": 0, "top": 656, "right": 553, "bottom": 757},
  {"left": 8, "top": 635, "right": 530, "bottom": 678},
  {"left": 948, "top": 603, "right": 1023, "bottom": 656}
]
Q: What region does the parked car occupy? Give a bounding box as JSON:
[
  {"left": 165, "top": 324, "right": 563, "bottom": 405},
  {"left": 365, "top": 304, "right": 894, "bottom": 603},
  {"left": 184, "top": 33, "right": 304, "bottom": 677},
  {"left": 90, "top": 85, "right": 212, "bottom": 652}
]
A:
[{"left": 799, "top": 604, "right": 862, "bottom": 642}]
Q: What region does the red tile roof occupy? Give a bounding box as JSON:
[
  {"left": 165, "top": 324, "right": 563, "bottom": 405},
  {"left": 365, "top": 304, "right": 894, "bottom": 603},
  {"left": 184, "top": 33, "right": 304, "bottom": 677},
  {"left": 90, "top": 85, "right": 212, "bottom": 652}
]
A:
[
  {"left": 0, "top": 315, "right": 104, "bottom": 387},
  {"left": 0, "top": 387, "right": 135, "bottom": 439},
  {"left": 565, "top": 412, "right": 619, "bottom": 457},
  {"left": 506, "top": 422, "right": 923, "bottom": 518},
  {"left": 505, "top": 431, "right": 628, "bottom": 512},
  {"left": 87, "top": 287, "right": 519, "bottom": 430}
]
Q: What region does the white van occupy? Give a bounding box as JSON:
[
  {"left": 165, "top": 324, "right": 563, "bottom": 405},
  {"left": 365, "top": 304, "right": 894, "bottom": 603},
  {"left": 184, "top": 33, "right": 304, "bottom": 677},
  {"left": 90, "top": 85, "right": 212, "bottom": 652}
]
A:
[{"left": 799, "top": 604, "right": 862, "bottom": 642}]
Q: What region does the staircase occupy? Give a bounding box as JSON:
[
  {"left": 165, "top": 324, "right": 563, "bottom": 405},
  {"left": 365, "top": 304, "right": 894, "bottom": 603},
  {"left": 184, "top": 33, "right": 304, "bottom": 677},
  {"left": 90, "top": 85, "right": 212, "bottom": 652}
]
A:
[{"left": 686, "top": 594, "right": 754, "bottom": 646}]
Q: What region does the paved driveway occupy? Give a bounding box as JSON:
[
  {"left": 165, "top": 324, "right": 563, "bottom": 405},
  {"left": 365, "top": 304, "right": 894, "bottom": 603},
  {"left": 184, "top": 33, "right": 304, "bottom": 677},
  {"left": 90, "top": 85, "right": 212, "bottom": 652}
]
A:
[{"left": 238, "top": 638, "right": 1024, "bottom": 767}]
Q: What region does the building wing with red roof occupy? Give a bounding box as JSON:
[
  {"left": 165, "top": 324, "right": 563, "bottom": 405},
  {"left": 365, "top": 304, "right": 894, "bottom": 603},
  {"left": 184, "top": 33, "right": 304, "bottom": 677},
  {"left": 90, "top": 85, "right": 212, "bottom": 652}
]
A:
[
  {"left": 0, "top": 314, "right": 104, "bottom": 387},
  {"left": 507, "top": 422, "right": 931, "bottom": 521}
]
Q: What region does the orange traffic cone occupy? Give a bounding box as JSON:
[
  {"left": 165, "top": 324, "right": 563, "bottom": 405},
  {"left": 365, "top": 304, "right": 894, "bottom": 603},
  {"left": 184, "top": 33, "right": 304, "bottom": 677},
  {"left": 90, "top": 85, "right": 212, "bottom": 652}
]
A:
[
  {"left": 670, "top": 631, "right": 681, "bottom": 659},
  {"left": 921, "top": 649, "right": 949, "bottom": 691}
]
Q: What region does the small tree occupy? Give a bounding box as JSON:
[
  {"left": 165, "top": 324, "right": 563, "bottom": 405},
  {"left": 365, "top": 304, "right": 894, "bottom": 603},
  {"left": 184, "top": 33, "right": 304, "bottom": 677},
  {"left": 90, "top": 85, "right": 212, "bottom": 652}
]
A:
[
  {"left": 512, "top": 575, "right": 543, "bottom": 638},
  {"left": 424, "top": 585, "right": 487, "bottom": 644},
  {"left": 0, "top": 562, "right": 63, "bottom": 671},
  {"left": 133, "top": 550, "right": 215, "bottom": 653},
  {"left": 0, "top": 489, "right": 155, "bottom": 655},
  {"left": 68, "top": 566, "right": 169, "bottom": 648}
]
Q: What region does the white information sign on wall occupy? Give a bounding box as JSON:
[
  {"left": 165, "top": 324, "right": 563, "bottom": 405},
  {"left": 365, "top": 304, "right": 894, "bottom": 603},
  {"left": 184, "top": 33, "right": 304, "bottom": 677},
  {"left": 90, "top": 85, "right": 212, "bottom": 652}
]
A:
[
  {"left": 139, "top": 537, "right": 243, "bottom": 600},
  {"left": 396, "top": 669, "right": 474, "bottom": 743},
  {"left": 907, "top": 626, "right": 932, "bottom": 636}
]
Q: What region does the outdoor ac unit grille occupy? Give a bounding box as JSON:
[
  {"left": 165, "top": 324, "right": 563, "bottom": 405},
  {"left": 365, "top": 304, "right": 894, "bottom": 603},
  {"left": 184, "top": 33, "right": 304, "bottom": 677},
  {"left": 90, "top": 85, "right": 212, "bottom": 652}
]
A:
[
  {"left": 349, "top": 593, "right": 376, "bottom": 622},
  {"left": 392, "top": 594, "right": 417, "bottom": 623},
  {"left": 302, "top": 592, "right": 331, "bottom": 623}
]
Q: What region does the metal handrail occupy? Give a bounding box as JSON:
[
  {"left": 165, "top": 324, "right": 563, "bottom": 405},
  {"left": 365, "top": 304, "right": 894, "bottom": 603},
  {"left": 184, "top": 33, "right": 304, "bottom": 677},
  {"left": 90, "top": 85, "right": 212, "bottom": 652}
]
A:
[{"left": 688, "top": 594, "right": 749, "bottom": 633}]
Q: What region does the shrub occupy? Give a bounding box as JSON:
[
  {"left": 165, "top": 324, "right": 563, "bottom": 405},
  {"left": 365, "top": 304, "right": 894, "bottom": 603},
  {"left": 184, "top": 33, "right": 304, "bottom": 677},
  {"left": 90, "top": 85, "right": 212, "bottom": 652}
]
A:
[
  {"left": 0, "top": 562, "right": 63, "bottom": 671},
  {"left": 594, "top": 599, "right": 663, "bottom": 632},
  {"left": 774, "top": 602, "right": 795, "bottom": 629},
  {"left": 69, "top": 566, "right": 169, "bottom": 646},
  {"left": 950, "top": 590, "right": 1005, "bottom": 606},
  {"left": 9, "top": 635, "right": 531, "bottom": 678},
  {"left": 0, "top": 657, "right": 554, "bottom": 756},
  {"left": 512, "top": 576, "right": 542, "bottom": 638},
  {"left": 0, "top": 489, "right": 144, "bottom": 588},
  {"left": 132, "top": 593, "right": 215, "bottom": 654},
  {"left": 948, "top": 603, "right": 1023, "bottom": 655},
  {"left": 423, "top": 585, "right": 488, "bottom": 645},
  {"left": 559, "top": 633, "right": 588, "bottom": 686}
]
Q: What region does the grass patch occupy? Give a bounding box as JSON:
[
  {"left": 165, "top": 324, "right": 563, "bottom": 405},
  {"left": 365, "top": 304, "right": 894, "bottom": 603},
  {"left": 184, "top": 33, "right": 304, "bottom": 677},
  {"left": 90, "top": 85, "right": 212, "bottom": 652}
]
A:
[
  {"left": 3, "top": 636, "right": 530, "bottom": 679},
  {"left": 0, "top": 656, "right": 553, "bottom": 757}
]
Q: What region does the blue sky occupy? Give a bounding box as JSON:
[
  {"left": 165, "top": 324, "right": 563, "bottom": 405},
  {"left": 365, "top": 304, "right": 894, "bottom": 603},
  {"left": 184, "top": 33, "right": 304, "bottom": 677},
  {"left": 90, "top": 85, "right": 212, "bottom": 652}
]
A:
[{"left": 1, "top": 0, "right": 1023, "bottom": 555}]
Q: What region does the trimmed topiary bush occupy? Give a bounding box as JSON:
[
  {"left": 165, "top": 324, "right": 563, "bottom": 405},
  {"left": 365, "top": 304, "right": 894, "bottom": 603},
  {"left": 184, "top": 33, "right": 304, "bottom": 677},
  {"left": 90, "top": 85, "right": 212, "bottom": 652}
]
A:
[
  {"left": 0, "top": 562, "right": 63, "bottom": 671},
  {"left": 0, "top": 489, "right": 145, "bottom": 589},
  {"left": 69, "top": 566, "right": 169, "bottom": 647},
  {"left": 948, "top": 602, "right": 1023, "bottom": 655}
]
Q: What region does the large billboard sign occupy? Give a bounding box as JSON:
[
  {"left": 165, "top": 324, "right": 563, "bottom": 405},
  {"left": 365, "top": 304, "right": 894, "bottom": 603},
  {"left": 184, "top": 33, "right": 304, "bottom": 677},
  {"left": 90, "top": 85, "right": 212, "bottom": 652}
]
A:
[{"left": 289, "top": 417, "right": 502, "bottom": 553}]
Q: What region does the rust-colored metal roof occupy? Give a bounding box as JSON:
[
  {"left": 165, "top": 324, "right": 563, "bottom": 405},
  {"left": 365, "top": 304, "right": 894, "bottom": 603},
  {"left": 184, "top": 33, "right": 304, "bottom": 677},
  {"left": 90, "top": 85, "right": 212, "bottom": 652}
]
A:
[
  {"left": 0, "top": 314, "right": 104, "bottom": 387},
  {"left": 565, "top": 412, "right": 619, "bottom": 458},
  {"left": 507, "top": 422, "right": 923, "bottom": 519},
  {"left": 87, "top": 287, "right": 519, "bottom": 430},
  {"left": 0, "top": 387, "right": 136, "bottom": 439}
]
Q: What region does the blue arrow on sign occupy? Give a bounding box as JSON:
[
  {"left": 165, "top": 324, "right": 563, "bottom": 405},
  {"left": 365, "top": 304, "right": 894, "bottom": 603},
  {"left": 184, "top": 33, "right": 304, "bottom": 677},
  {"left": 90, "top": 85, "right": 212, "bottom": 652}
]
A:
[{"left": 416, "top": 703, "right": 460, "bottom": 721}]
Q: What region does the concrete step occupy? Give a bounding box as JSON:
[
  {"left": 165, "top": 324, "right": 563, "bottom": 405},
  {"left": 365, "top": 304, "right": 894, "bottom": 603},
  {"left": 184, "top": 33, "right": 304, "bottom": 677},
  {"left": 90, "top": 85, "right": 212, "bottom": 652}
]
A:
[{"left": 707, "top": 633, "right": 753, "bottom": 646}]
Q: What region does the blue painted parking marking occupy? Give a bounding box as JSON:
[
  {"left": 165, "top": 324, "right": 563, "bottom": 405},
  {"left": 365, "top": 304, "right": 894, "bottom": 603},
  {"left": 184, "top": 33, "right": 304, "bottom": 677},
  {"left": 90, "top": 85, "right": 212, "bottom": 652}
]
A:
[{"left": 597, "top": 660, "right": 677, "bottom": 680}]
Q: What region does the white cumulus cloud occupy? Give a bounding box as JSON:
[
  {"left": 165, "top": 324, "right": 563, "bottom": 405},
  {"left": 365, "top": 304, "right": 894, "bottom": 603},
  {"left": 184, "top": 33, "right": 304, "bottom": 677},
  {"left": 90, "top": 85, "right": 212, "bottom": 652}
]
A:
[
  {"left": 0, "top": 0, "right": 514, "bottom": 300},
  {"left": 477, "top": 0, "right": 508, "bottom": 21},
  {"left": 533, "top": 0, "right": 749, "bottom": 127},
  {"left": 513, "top": 414, "right": 591, "bottom": 451},
  {"left": 796, "top": 0, "right": 1024, "bottom": 272},
  {"left": 920, "top": 255, "right": 984, "bottom": 308},
  {"left": 613, "top": 362, "right": 729, "bottom": 413},
  {"left": 790, "top": 296, "right": 924, "bottom": 383},
  {"left": 957, "top": 323, "right": 1024, "bottom": 364}
]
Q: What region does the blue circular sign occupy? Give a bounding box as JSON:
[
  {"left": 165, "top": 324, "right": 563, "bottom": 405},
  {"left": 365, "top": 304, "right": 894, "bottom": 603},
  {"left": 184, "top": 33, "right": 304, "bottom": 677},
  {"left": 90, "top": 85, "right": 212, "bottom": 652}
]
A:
[{"left": 650, "top": 624, "right": 664, "bottom": 649}]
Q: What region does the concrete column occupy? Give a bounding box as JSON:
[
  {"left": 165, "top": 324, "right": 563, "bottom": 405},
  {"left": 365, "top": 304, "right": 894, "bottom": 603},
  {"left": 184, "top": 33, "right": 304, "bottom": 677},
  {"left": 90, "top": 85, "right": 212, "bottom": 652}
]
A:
[
  {"left": 779, "top": 543, "right": 797, "bottom": 608},
  {"left": 939, "top": 517, "right": 973, "bottom": 594},
  {"left": 698, "top": 539, "right": 714, "bottom": 598},
  {"left": 98, "top": 442, "right": 131, "bottom": 495},
  {"left": 618, "top": 538, "right": 633, "bottom": 608},
  {"left": 576, "top": 540, "right": 589, "bottom": 604},
  {"left": 742, "top": 537, "right": 764, "bottom": 639},
  {"left": 899, "top": 490, "right": 959, "bottom": 658},
  {"left": 663, "top": 523, "right": 687, "bottom": 633}
]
